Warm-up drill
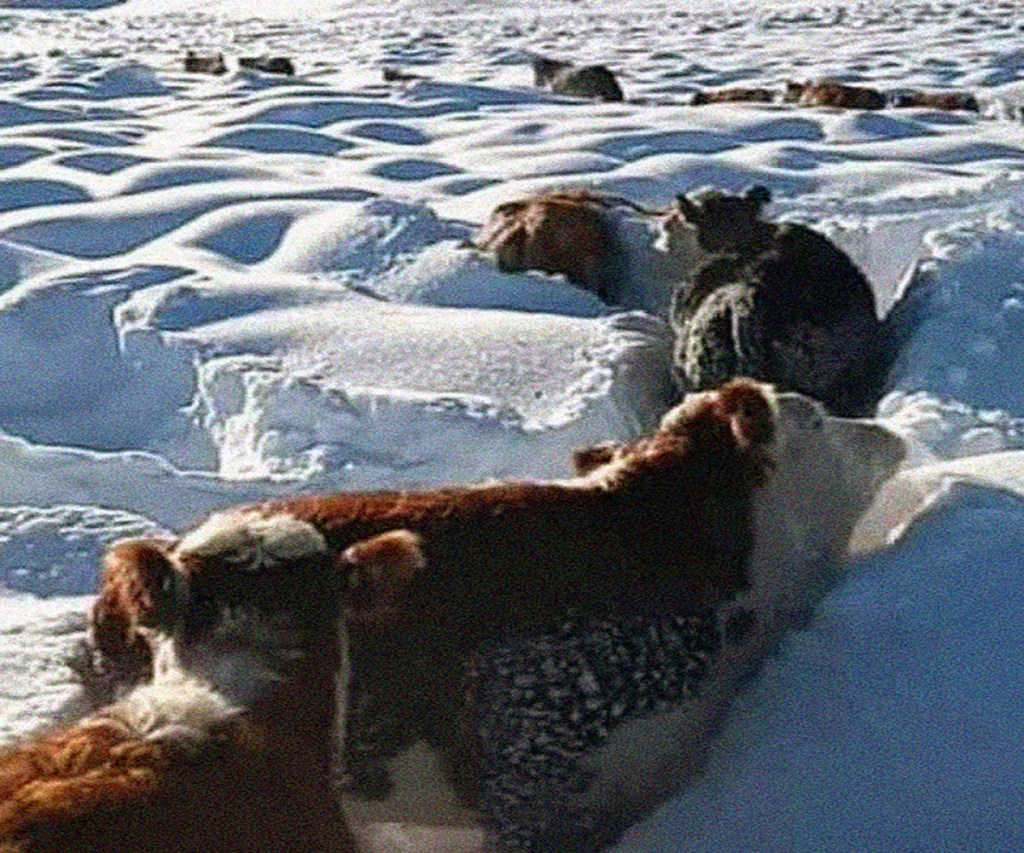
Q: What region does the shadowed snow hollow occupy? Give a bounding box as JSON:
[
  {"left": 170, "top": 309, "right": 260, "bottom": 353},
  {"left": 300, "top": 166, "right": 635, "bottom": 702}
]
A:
[{"left": 178, "top": 303, "right": 673, "bottom": 482}]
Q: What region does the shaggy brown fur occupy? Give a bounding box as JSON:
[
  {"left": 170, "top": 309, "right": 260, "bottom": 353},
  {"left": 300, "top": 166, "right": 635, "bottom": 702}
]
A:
[
  {"left": 666, "top": 185, "right": 891, "bottom": 418},
  {"left": 691, "top": 87, "right": 775, "bottom": 106},
  {"left": 891, "top": 89, "right": 979, "bottom": 112},
  {"left": 84, "top": 538, "right": 177, "bottom": 704},
  {"left": 470, "top": 190, "right": 621, "bottom": 302},
  {"left": 0, "top": 697, "right": 352, "bottom": 853},
  {"left": 183, "top": 50, "right": 227, "bottom": 75},
  {"left": 785, "top": 79, "right": 886, "bottom": 110}
]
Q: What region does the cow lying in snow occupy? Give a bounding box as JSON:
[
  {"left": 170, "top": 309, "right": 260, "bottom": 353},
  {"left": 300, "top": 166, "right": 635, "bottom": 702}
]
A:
[
  {"left": 468, "top": 188, "right": 708, "bottom": 311},
  {"left": 468, "top": 189, "right": 624, "bottom": 302},
  {"left": 74, "top": 379, "right": 904, "bottom": 851},
  {"left": 784, "top": 79, "right": 886, "bottom": 109},
  {"left": 531, "top": 56, "right": 624, "bottom": 102},
  {"left": 890, "top": 88, "right": 979, "bottom": 112},
  {"left": 691, "top": 86, "right": 776, "bottom": 106},
  {"left": 666, "top": 185, "right": 895, "bottom": 417},
  {"left": 183, "top": 50, "right": 227, "bottom": 75},
  {"left": 3, "top": 527, "right": 421, "bottom": 853},
  {"left": 238, "top": 56, "right": 296, "bottom": 76}
]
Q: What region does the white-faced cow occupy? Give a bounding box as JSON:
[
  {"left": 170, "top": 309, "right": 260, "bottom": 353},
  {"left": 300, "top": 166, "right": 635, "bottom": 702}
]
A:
[
  {"left": 2, "top": 528, "right": 420, "bottom": 853},
  {"left": 74, "top": 380, "right": 903, "bottom": 851}
]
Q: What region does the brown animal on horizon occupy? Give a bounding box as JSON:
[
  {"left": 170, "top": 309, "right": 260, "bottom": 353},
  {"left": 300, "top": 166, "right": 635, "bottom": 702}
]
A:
[
  {"left": 890, "top": 89, "right": 979, "bottom": 112},
  {"left": 239, "top": 56, "right": 295, "bottom": 76},
  {"left": 3, "top": 527, "right": 422, "bottom": 853},
  {"left": 183, "top": 50, "right": 227, "bottom": 75},
  {"left": 469, "top": 189, "right": 622, "bottom": 302},
  {"left": 691, "top": 86, "right": 775, "bottom": 106},
  {"left": 785, "top": 79, "right": 885, "bottom": 110},
  {"left": 382, "top": 66, "right": 428, "bottom": 83},
  {"left": 532, "top": 56, "right": 625, "bottom": 102}
]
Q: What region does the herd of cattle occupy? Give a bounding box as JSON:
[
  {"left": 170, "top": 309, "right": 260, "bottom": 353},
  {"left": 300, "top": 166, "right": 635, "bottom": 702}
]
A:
[
  {"left": 0, "top": 45, "right": 933, "bottom": 853},
  {"left": 470, "top": 183, "right": 913, "bottom": 419},
  {"left": 181, "top": 48, "right": 982, "bottom": 114}
]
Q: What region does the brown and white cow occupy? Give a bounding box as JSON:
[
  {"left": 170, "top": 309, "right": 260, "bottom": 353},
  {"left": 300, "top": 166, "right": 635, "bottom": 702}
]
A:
[
  {"left": 75, "top": 379, "right": 904, "bottom": 850},
  {"left": 2, "top": 527, "right": 421, "bottom": 853},
  {"left": 690, "top": 86, "right": 776, "bottom": 106},
  {"left": 468, "top": 188, "right": 710, "bottom": 311},
  {"left": 784, "top": 79, "right": 886, "bottom": 110}
]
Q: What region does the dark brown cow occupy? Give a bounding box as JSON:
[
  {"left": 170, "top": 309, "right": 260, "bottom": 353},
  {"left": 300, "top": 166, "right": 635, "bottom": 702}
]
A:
[
  {"left": 470, "top": 189, "right": 622, "bottom": 302},
  {"left": 239, "top": 56, "right": 296, "bottom": 76},
  {"left": 666, "top": 185, "right": 894, "bottom": 418},
  {"left": 785, "top": 79, "right": 886, "bottom": 109},
  {"left": 691, "top": 86, "right": 775, "bottom": 106},
  {"left": 891, "top": 89, "right": 979, "bottom": 112},
  {"left": 183, "top": 50, "right": 227, "bottom": 75},
  {"left": 531, "top": 56, "right": 625, "bottom": 102}
]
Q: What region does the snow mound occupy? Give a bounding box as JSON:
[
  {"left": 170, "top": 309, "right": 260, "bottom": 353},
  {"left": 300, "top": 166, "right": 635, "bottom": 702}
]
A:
[
  {"left": 617, "top": 484, "right": 1024, "bottom": 853},
  {"left": 182, "top": 305, "right": 674, "bottom": 482}
]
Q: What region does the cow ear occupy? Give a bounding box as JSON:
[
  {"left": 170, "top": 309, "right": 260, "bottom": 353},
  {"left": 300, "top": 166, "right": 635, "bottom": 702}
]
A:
[
  {"left": 573, "top": 442, "right": 619, "bottom": 475},
  {"left": 744, "top": 185, "right": 771, "bottom": 209},
  {"left": 674, "top": 194, "right": 700, "bottom": 222},
  {"left": 716, "top": 379, "right": 775, "bottom": 448},
  {"left": 341, "top": 530, "right": 424, "bottom": 616},
  {"left": 91, "top": 538, "right": 179, "bottom": 659}
]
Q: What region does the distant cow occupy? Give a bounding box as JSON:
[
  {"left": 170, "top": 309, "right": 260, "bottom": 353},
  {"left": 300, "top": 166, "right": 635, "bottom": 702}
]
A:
[
  {"left": 785, "top": 79, "right": 886, "bottom": 110},
  {"left": 470, "top": 189, "right": 623, "bottom": 302},
  {"left": 667, "top": 185, "right": 891, "bottom": 417},
  {"left": 382, "top": 66, "right": 428, "bottom": 83},
  {"left": 2, "top": 526, "right": 422, "bottom": 853},
  {"left": 239, "top": 56, "right": 296, "bottom": 76},
  {"left": 691, "top": 86, "right": 775, "bottom": 106},
  {"left": 532, "top": 56, "right": 624, "bottom": 102},
  {"left": 76, "top": 380, "right": 904, "bottom": 852},
  {"left": 469, "top": 186, "right": 743, "bottom": 311},
  {"left": 184, "top": 49, "right": 227, "bottom": 75},
  {"left": 890, "top": 89, "right": 979, "bottom": 112}
]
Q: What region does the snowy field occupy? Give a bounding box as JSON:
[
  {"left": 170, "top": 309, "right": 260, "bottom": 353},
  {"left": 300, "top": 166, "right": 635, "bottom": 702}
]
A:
[{"left": 3, "top": 0, "right": 1024, "bottom": 849}]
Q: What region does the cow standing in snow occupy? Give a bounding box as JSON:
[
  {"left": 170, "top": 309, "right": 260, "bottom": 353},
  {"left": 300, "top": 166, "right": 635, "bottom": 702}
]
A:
[
  {"left": 666, "top": 185, "right": 896, "bottom": 417},
  {"left": 531, "top": 56, "right": 625, "bottom": 102},
  {"left": 76, "top": 379, "right": 903, "bottom": 851}
]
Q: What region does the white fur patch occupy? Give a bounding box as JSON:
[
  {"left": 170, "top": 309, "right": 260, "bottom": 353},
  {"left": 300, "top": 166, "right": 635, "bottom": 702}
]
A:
[
  {"left": 178, "top": 510, "right": 327, "bottom": 571},
  {"left": 97, "top": 675, "right": 239, "bottom": 753},
  {"left": 654, "top": 213, "right": 712, "bottom": 278}
]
